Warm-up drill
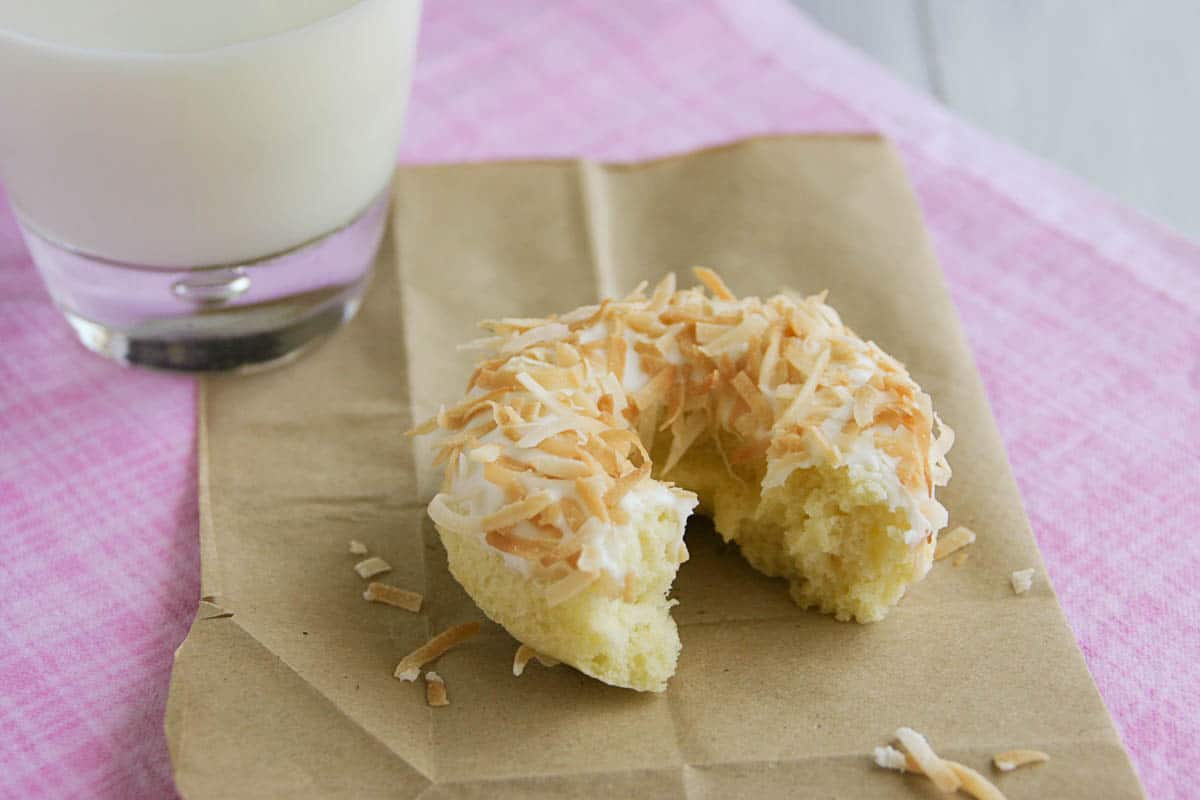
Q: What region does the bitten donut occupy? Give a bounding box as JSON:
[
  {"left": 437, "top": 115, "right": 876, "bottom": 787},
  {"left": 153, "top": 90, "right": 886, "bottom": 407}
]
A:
[{"left": 413, "top": 269, "right": 953, "bottom": 692}]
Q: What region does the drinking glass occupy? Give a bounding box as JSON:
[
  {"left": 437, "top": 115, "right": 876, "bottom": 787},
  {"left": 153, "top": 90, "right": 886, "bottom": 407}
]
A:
[{"left": 0, "top": 0, "right": 422, "bottom": 371}]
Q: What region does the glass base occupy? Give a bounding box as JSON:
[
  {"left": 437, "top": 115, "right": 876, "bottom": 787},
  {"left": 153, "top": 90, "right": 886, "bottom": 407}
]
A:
[
  {"left": 61, "top": 275, "right": 370, "bottom": 373},
  {"left": 21, "top": 190, "right": 389, "bottom": 373}
]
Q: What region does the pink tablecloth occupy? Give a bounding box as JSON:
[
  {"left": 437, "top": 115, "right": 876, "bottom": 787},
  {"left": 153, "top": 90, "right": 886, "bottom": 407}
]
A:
[{"left": 2, "top": 2, "right": 1196, "bottom": 797}]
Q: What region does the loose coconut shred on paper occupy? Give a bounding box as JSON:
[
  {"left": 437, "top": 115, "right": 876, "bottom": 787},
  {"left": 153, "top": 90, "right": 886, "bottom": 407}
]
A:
[
  {"left": 363, "top": 582, "right": 424, "bottom": 612},
  {"left": 353, "top": 556, "right": 392, "bottom": 579},
  {"left": 877, "top": 727, "right": 1011, "bottom": 800},
  {"left": 993, "top": 749, "right": 1050, "bottom": 772},
  {"left": 393, "top": 622, "right": 481, "bottom": 682},
  {"left": 424, "top": 671, "right": 449, "bottom": 707}
]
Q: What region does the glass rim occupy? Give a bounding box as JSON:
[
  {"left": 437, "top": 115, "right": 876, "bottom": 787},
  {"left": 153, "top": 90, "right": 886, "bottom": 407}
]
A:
[{"left": 0, "top": 0, "right": 397, "bottom": 60}]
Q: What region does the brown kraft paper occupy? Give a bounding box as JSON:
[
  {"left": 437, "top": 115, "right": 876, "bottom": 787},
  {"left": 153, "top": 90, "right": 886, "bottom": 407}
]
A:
[{"left": 165, "top": 135, "right": 1144, "bottom": 799}]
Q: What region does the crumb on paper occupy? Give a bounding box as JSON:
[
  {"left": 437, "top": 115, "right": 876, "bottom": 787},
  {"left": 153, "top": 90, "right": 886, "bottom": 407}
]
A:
[
  {"left": 353, "top": 556, "right": 391, "bottom": 579},
  {"left": 512, "top": 643, "right": 560, "bottom": 676},
  {"left": 363, "top": 582, "right": 423, "bottom": 612},
  {"left": 934, "top": 525, "right": 977, "bottom": 561},
  {"left": 424, "top": 671, "right": 449, "bottom": 707},
  {"left": 1010, "top": 568, "right": 1036, "bottom": 595},
  {"left": 393, "top": 622, "right": 482, "bottom": 682},
  {"left": 348, "top": 539, "right": 369, "bottom": 555},
  {"left": 993, "top": 749, "right": 1049, "bottom": 771}
]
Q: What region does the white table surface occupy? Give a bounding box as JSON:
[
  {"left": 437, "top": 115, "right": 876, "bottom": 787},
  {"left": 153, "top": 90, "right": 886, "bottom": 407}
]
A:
[{"left": 793, "top": 0, "right": 1200, "bottom": 241}]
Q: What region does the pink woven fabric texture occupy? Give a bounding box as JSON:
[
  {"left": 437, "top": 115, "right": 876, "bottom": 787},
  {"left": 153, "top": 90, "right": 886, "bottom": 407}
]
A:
[{"left": 2, "top": 2, "right": 1196, "bottom": 797}]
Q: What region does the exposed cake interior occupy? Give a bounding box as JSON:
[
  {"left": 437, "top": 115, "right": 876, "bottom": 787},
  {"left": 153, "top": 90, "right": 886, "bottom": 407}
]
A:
[{"left": 656, "top": 435, "right": 934, "bottom": 624}]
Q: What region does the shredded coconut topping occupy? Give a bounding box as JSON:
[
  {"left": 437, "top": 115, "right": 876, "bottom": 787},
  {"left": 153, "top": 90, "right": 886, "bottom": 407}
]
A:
[{"left": 412, "top": 270, "right": 953, "bottom": 601}]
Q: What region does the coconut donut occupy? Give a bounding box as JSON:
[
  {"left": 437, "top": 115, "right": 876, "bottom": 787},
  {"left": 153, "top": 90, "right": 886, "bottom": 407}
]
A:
[{"left": 413, "top": 269, "right": 953, "bottom": 692}]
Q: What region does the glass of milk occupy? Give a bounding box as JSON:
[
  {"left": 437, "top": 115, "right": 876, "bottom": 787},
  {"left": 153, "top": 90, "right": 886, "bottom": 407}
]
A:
[{"left": 0, "top": 0, "right": 421, "bottom": 371}]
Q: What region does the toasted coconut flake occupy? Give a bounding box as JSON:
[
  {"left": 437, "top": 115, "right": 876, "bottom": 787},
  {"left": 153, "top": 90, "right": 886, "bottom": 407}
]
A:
[
  {"left": 1010, "top": 568, "right": 1035, "bottom": 595},
  {"left": 574, "top": 477, "right": 610, "bottom": 524},
  {"left": 457, "top": 335, "right": 504, "bottom": 352},
  {"left": 583, "top": 436, "right": 621, "bottom": 477},
  {"left": 486, "top": 529, "right": 557, "bottom": 560},
  {"left": 424, "top": 671, "right": 449, "bottom": 707},
  {"left": 407, "top": 415, "right": 439, "bottom": 436},
  {"left": 732, "top": 371, "right": 772, "bottom": 423},
  {"left": 560, "top": 497, "right": 587, "bottom": 531},
  {"left": 993, "top": 749, "right": 1049, "bottom": 772},
  {"left": 348, "top": 540, "right": 369, "bottom": 556},
  {"left": 514, "top": 373, "right": 606, "bottom": 436},
  {"left": 500, "top": 322, "right": 569, "bottom": 355},
  {"left": 482, "top": 455, "right": 525, "bottom": 501},
  {"left": 624, "top": 310, "right": 666, "bottom": 336},
  {"left": 881, "top": 745, "right": 1009, "bottom": 800},
  {"left": 698, "top": 315, "right": 767, "bottom": 358},
  {"left": 607, "top": 327, "right": 627, "bottom": 384},
  {"left": 559, "top": 303, "right": 600, "bottom": 325},
  {"left": 692, "top": 266, "right": 736, "bottom": 301},
  {"left": 757, "top": 324, "right": 783, "bottom": 391},
  {"left": 603, "top": 461, "right": 650, "bottom": 509},
  {"left": 526, "top": 452, "right": 591, "bottom": 479},
  {"left": 538, "top": 433, "right": 583, "bottom": 460},
  {"left": 353, "top": 556, "right": 392, "bottom": 580},
  {"left": 775, "top": 346, "right": 831, "bottom": 430},
  {"left": 934, "top": 525, "right": 977, "bottom": 561},
  {"left": 649, "top": 272, "right": 677, "bottom": 310},
  {"left": 694, "top": 322, "right": 727, "bottom": 346},
  {"left": 630, "top": 366, "right": 675, "bottom": 412},
  {"left": 468, "top": 444, "right": 502, "bottom": 463},
  {"left": 428, "top": 493, "right": 483, "bottom": 536},
  {"left": 481, "top": 491, "right": 555, "bottom": 532},
  {"left": 661, "top": 412, "right": 707, "bottom": 475},
  {"left": 944, "top": 761, "right": 1007, "bottom": 800},
  {"left": 363, "top": 582, "right": 423, "bottom": 612},
  {"left": 512, "top": 643, "right": 560, "bottom": 676},
  {"left": 894, "top": 727, "right": 961, "bottom": 793},
  {"left": 953, "top": 552, "right": 969, "bottom": 567},
  {"left": 555, "top": 341, "right": 581, "bottom": 367},
  {"left": 393, "top": 622, "right": 481, "bottom": 682}
]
